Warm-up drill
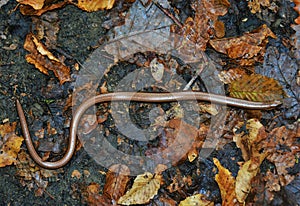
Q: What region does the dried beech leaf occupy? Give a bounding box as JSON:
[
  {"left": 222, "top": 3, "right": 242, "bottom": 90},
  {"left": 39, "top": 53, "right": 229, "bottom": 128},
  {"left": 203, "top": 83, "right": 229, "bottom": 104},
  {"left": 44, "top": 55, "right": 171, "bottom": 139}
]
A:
[
  {"left": 179, "top": 193, "right": 214, "bottom": 206},
  {"left": 214, "top": 158, "right": 239, "bottom": 206},
  {"left": 69, "top": 0, "right": 115, "bottom": 12},
  {"left": 24, "top": 33, "right": 71, "bottom": 84},
  {"left": 260, "top": 122, "right": 300, "bottom": 186},
  {"left": 247, "top": 0, "right": 270, "bottom": 13},
  {"left": 234, "top": 119, "right": 268, "bottom": 203},
  {"left": 235, "top": 156, "right": 266, "bottom": 203},
  {"left": 229, "top": 73, "right": 285, "bottom": 102},
  {"left": 17, "top": 0, "right": 45, "bottom": 10},
  {"left": 0, "top": 122, "right": 24, "bottom": 167},
  {"left": 118, "top": 172, "right": 162, "bottom": 205},
  {"left": 103, "top": 164, "right": 130, "bottom": 201},
  {"left": 209, "top": 24, "right": 276, "bottom": 60}
]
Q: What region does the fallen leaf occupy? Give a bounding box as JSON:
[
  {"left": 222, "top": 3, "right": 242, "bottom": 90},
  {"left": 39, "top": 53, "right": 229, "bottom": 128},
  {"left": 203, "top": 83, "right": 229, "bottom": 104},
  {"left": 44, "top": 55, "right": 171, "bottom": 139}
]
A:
[
  {"left": 260, "top": 122, "right": 300, "bottom": 186},
  {"left": 24, "top": 33, "right": 71, "bottom": 84},
  {"left": 86, "top": 182, "right": 112, "bottom": 206},
  {"left": 17, "top": 0, "right": 45, "bottom": 10},
  {"left": 293, "top": 0, "right": 300, "bottom": 24},
  {"left": 175, "top": 0, "right": 230, "bottom": 51},
  {"left": 209, "top": 24, "right": 276, "bottom": 65},
  {"left": 69, "top": 0, "right": 116, "bottom": 12},
  {"left": 118, "top": 172, "right": 162, "bottom": 205},
  {"left": 103, "top": 164, "right": 130, "bottom": 201},
  {"left": 229, "top": 73, "right": 286, "bottom": 102},
  {"left": 179, "top": 193, "right": 214, "bottom": 206},
  {"left": 71, "top": 169, "right": 82, "bottom": 179},
  {"left": 214, "top": 158, "right": 239, "bottom": 206},
  {"left": 0, "top": 122, "right": 24, "bottom": 167},
  {"left": 247, "top": 0, "right": 270, "bottom": 13}
]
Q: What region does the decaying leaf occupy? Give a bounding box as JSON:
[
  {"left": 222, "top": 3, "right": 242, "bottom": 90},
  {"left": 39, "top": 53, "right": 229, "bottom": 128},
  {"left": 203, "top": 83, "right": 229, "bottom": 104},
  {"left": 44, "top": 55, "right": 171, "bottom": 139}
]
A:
[
  {"left": 146, "top": 119, "right": 200, "bottom": 166},
  {"left": 218, "top": 68, "right": 247, "bottom": 84},
  {"left": 229, "top": 73, "right": 285, "bottom": 102},
  {"left": 260, "top": 122, "right": 300, "bottom": 187},
  {"left": 24, "top": 33, "right": 71, "bottom": 84},
  {"left": 179, "top": 193, "right": 214, "bottom": 206},
  {"left": 118, "top": 172, "right": 162, "bottom": 205},
  {"left": 103, "top": 164, "right": 130, "bottom": 201},
  {"left": 0, "top": 122, "right": 24, "bottom": 167},
  {"left": 69, "top": 0, "right": 115, "bottom": 12},
  {"left": 209, "top": 24, "right": 276, "bottom": 65},
  {"left": 214, "top": 158, "right": 239, "bottom": 206},
  {"left": 17, "top": 0, "right": 45, "bottom": 10},
  {"left": 247, "top": 0, "right": 270, "bottom": 13},
  {"left": 175, "top": 0, "right": 230, "bottom": 51}
]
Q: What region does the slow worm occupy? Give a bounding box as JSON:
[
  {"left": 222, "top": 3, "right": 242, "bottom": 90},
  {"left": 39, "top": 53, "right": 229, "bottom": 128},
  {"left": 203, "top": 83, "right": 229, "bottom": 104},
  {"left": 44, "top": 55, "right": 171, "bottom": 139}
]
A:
[{"left": 16, "top": 91, "right": 281, "bottom": 169}]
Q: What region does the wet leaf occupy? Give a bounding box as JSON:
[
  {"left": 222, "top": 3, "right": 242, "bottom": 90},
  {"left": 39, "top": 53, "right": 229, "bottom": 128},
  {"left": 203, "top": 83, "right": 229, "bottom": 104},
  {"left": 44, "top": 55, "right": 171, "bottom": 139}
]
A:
[
  {"left": 214, "top": 158, "right": 239, "bottom": 206},
  {"left": 69, "top": 0, "right": 116, "bottom": 12},
  {"left": 118, "top": 172, "right": 162, "bottom": 205},
  {"left": 256, "top": 46, "right": 299, "bottom": 119},
  {"left": 179, "top": 193, "right": 214, "bottom": 206},
  {"left": 86, "top": 182, "right": 112, "bottom": 206},
  {"left": 234, "top": 119, "right": 268, "bottom": 203},
  {"left": 103, "top": 164, "right": 130, "bottom": 201},
  {"left": 0, "top": 122, "right": 24, "bottom": 167},
  {"left": 229, "top": 73, "right": 286, "bottom": 102},
  {"left": 209, "top": 24, "right": 276, "bottom": 64},
  {"left": 24, "top": 33, "right": 71, "bottom": 84},
  {"left": 260, "top": 121, "right": 300, "bottom": 187}
]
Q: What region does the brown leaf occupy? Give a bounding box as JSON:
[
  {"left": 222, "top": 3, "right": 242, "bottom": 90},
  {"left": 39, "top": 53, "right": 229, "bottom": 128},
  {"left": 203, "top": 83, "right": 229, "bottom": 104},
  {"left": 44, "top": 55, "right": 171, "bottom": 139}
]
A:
[
  {"left": 69, "top": 0, "right": 115, "bottom": 12},
  {"left": 103, "top": 164, "right": 130, "bottom": 201},
  {"left": 0, "top": 122, "right": 24, "bottom": 167},
  {"left": 294, "top": 0, "right": 300, "bottom": 24},
  {"left": 247, "top": 0, "right": 270, "bottom": 13},
  {"left": 229, "top": 73, "right": 285, "bottom": 102},
  {"left": 24, "top": 33, "right": 71, "bottom": 84},
  {"left": 177, "top": 0, "right": 230, "bottom": 51},
  {"left": 214, "top": 158, "right": 240, "bottom": 206},
  {"left": 179, "top": 194, "right": 214, "bottom": 206},
  {"left": 260, "top": 122, "right": 300, "bottom": 186},
  {"left": 218, "top": 68, "right": 247, "bottom": 84},
  {"left": 118, "top": 172, "right": 162, "bottom": 205},
  {"left": 209, "top": 24, "right": 276, "bottom": 63}
]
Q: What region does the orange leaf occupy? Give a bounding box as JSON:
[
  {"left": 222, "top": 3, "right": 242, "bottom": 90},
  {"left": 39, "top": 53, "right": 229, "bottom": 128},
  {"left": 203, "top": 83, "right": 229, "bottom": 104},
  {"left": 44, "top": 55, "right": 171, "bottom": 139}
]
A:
[{"left": 214, "top": 158, "right": 239, "bottom": 206}]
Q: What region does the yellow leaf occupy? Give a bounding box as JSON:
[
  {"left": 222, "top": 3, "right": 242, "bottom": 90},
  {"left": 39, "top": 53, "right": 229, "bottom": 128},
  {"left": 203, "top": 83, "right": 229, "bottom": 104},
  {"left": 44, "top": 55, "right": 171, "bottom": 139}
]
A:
[
  {"left": 229, "top": 73, "right": 286, "bottom": 102},
  {"left": 17, "top": 0, "right": 45, "bottom": 10},
  {"left": 0, "top": 123, "right": 24, "bottom": 167},
  {"left": 179, "top": 194, "right": 214, "bottom": 206},
  {"left": 214, "top": 158, "right": 239, "bottom": 206},
  {"left": 118, "top": 172, "right": 162, "bottom": 205},
  {"left": 70, "top": 0, "right": 115, "bottom": 12}
]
